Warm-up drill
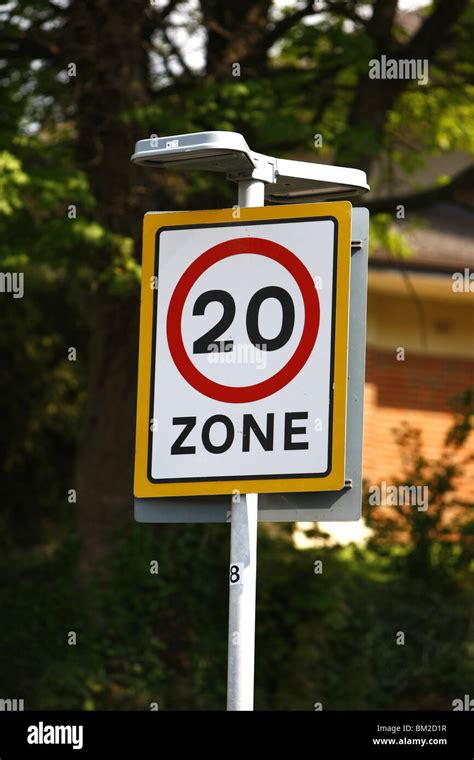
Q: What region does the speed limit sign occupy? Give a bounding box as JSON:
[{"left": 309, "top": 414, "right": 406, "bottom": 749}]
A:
[{"left": 134, "top": 202, "right": 351, "bottom": 498}]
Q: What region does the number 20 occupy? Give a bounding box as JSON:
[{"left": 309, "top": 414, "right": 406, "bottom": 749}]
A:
[{"left": 192, "top": 286, "right": 295, "bottom": 354}]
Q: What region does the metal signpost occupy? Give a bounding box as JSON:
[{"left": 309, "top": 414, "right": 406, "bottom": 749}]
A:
[{"left": 131, "top": 131, "right": 369, "bottom": 711}]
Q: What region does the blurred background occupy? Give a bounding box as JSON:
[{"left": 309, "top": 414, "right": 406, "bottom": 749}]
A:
[{"left": 0, "top": 0, "right": 472, "bottom": 710}]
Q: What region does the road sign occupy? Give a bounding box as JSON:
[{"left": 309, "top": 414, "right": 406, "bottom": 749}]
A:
[
  {"left": 135, "top": 206, "right": 368, "bottom": 522},
  {"left": 134, "top": 201, "right": 352, "bottom": 498}
]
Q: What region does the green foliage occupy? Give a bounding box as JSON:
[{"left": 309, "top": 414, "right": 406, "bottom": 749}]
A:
[
  {"left": 0, "top": 401, "right": 471, "bottom": 710},
  {"left": 0, "top": 261, "right": 87, "bottom": 546},
  {"left": 387, "top": 86, "right": 474, "bottom": 175},
  {"left": 0, "top": 151, "right": 28, "bottom": 215},
  {"left": 369, "top": 214, "right": 414, "bottom": 258},
  {"left": 0, "top": 0, "right": 472, "bottom": 712},
  {"left": 0, "top": 517, "right": 471, "bottom": 710},
  {"left": 365, "top": 395, "right": 474, "bottom": 572}
]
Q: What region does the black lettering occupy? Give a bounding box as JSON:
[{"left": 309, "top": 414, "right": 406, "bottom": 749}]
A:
[
  {"left": 202, "top": 415, "right": 235, "bottom": 453},
  {"left": 284, "top": 412, "right": 309, "bottom": 450},
  {"left": 171, "top": 417, "right": 196, "bottom": 455},
  {"left": 193, "top": 290, "right": 235, "bottom": 354},
  {"left": 242, "top": 414, "right": 274, "bottom": 452},
  {"left": 246, "top": 286, "right": 295, "bottom": 351}
]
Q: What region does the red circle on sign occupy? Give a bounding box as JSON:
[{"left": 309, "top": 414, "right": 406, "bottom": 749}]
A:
[{"left": 166, "top": 237, "right": 320, "bottom": 403}]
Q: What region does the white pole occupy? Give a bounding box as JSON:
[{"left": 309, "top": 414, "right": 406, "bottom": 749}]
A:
[
  {"left": 238, "top": 179, "right": 265, "bottom": 208},
  {"left": 227, "top": 493, "right": 258, "bottom": 710},
  {"left": 226, "top": 178, "right": 264, "bottom": 711}
]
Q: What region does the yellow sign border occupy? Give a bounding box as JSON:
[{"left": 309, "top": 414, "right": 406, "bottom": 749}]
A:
[{"left": 134, "top": 201, "right": 351, "bottom": 497}]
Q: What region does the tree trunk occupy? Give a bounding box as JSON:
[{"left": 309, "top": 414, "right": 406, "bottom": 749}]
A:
[
  {"left": 65, "top": 0, "right": 272, "bottom": 572},
  {"left": 75, "top": 292, "right": 139, "bottom": 573},
  {"left": 63, "top": 0, "right": 160, "bottom": 572}
]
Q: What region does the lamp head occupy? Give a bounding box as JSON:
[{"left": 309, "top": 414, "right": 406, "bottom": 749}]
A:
[{"left": 131, "top": 130, "right": 369, "bottom": 202}]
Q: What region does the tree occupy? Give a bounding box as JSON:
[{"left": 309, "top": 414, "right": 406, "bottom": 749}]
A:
[
  {"left": 365, "top": 391, "right": 474, "bottom": 573},
  {"left": 0, "top": 0, "right": 473, "bottom": 570}
]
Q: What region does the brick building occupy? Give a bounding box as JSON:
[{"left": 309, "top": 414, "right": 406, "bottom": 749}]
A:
[{"left": 363, "top": 200, "right": 474, "bottom": 499}]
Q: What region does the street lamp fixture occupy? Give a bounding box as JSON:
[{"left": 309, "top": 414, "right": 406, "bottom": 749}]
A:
[{"left": 131, "top": 130, "right": 369, "bottom": 203}]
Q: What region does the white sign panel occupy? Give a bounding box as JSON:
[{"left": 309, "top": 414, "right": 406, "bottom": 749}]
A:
[{"left": 134, "top": 203, "right": 351, "bottom": 498}]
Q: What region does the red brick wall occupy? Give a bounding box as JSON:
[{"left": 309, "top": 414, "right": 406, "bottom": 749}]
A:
[{"left": 363, "top": 347, "right": 474, "bottom": 498}]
